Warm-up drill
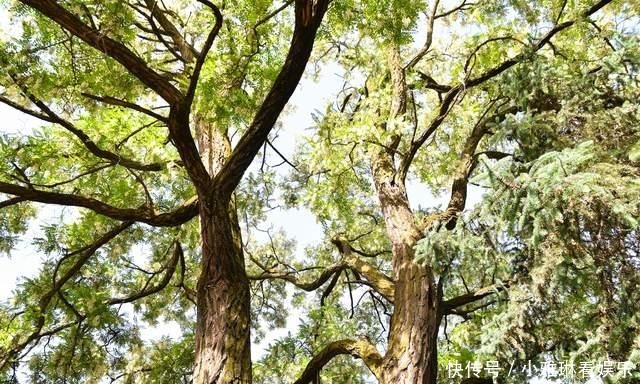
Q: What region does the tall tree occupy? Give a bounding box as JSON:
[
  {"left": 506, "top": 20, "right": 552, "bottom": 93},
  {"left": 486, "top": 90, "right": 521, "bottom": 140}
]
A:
[{"left": 0, "top": 1, "right": 638, "bottom": 384}]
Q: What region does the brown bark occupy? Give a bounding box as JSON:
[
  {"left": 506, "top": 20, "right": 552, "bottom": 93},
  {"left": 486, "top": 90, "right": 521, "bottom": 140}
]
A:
[
  {"left": 374, "top": 176, "right": 441, "bottom": 384},
  {"left": 194, "top": 199, "right": 252, "bottom": 384},
  {"left": 293, "top": 339, "right": 384, "bottom": 384},
  {"left": 191, "top": 106, "right": 250, "bottom": 384},
  {"left": 195, "top": 117, "right": 231, "bottom": 177},
  {"left": 189, "top": 2, "right": 329, "bottom": 381},
  {"left": 364, "top": 47, "right": 442, "bottom": 384}
]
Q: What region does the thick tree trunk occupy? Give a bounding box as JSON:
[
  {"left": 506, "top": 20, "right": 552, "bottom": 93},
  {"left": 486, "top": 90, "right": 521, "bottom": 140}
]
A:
[
  {"left": 373, "top": 162, "right": 441, "bottom": 384},
  {"left": 381, "top": 254, "right": 440, "bottom": 384},
  {"left": 193, "top": 200, "right": 251, "bottom": 384},
  {"left": 366, "top": 44, "right": 442, "bottom": 384},
  {"left": 192, "top": 117, "right": 251, "bottom": 384}
]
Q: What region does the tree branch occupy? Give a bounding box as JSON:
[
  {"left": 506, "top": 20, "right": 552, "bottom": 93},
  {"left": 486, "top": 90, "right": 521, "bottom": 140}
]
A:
[
  {"left": 435, "top": 0, "right": 475, "bottom": 19},
  {"left": 255, "top": 0, "right": 295, "bottom": 28},
  {"left": 184, "top": 0, "right": 223, "bottom": 106},
  {"left": 0, "top": 182, "right": 198, "bottom": 226},
  {"left": 142, "top": 0, "right": 198, "bottom": 62},
  {"left": 331, "top": 238, "right": 395, "bottom": 301},
  {"left": 442, "top": 281, "right": 510, "bottom": 313},
  {"left": 427, "top": 103, "right": 519, "bottom": 230},
  {"left": 2, "top": 75, "right": 168, "bottom": 172},
  {"left": 0, "top": 94, "right": 55, "bottom": 123},
  {"left": 109, "top": 241, "right": 181, "bottom": 305},
  {"left": 399, "top": 0, "right": 613, "bottom": 180},
  {"left": 0, "top": 196, "right": 27, "bottom": 209},
  {"left": 18, "top": 0, "right": 183, "bottom": 105},
  {"left": 248, "top": 239, "right": 395, "bottom": 302},
  {"left": 399, "top": 87, "right": 461, "bottom": 181},
  {"left": 292, "top": 339, "right": 383, "bottom": 384},
  {"left": 213, "top": 0, "right": 330, "bottom": 199},
  {"left": 81, "top": 92, "right": 168, "bottom": 123},
  {"left": 405, "top": 0, "right": 440, "bottom": 69},
  {"left": 248, "top": 262, "right": 347, "bottom": 291},
  {"left": 0, "top": 221, "right": 133, "bottom": 370},
  {"left": 465, "top": 0, "right": 613, "bottom": 88},
  {"left": 343, "top": 253, "right": 395, "bottom": 303}
]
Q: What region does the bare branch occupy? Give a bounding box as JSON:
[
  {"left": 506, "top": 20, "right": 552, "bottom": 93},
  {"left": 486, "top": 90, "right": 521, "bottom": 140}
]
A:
[
  {"left": 109, "top": 241, "right": 181, "bottom": 305},
  {"left": 463, "top": 36, "right": 526, "bottom": 76},
  {"left": 405, "top": 0, "right": 440, "bottom": 69},
  {"left": 435, "top": 0, "right": 475, "bottom": 20},
  {"left": 333, "top": 237, "right": 395, "bottom": 301},
  {"left": 0, "top": 182, "right": 198, "bottom": 226},
  {"left": 411, "top": 71, "right": 452, "bottom": 93},
  {"left": 176, "top": 241, "right": 197, "bottom": 304},
  {"left": 184, "top": 1, "right": 223, "bottom": 105},
  {"left": 0, "top": 94, "right": 55, "bottom": 123},
  {"left": 255, "top": 0, "right": 295, "bottom": 28},
  {"left": 248, "top": 262, "right": 347, "bottom": 292},
  {"left": 27, "top": 163, "right": 113, "bottom": 189},
  {"left": 266, "top": 139, "right": 299, "bottom": 171},
  {"left": 81, "top": 93, "right": 168, "bottom": 123},
  {"left": 248, "top": 238, "right": 395, "bottom": 302},
  {"left": 158, "top": 2, "right": 224, "bottom": 192},
  {"left": 0, "top": 197, "right": 27, "bottom": 210},
  {"left": 442, "top": 281, "right": 510, "bottom": 313},
  {"left": 399, "top": 87, "right": 461, "bottom": 181}
]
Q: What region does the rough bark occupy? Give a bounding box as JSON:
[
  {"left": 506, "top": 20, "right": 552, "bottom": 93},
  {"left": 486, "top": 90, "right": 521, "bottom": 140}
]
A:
[
  {"left": 189, "top": 1, "right": 329, "bottom": 381},
  {"left": 364, "top": 47, "right": 442, "bottom": 384},
  {"left": 195, "top": 116, "right": 231, "bottom": 177},
  {"left": 194, "top": 198, "right": 251, "bottom": 384},
  {"left": 370, "top": 138, "right": 440, "bottom": 384},
  {"left": 293, "top": 339, "right": 384, "bottom": 384},
  {"left": 191, "top": 106, "right": 250, "bottom": 384},
  {"left": 375, "top": 176, "right": 441, "bottom": 384}
]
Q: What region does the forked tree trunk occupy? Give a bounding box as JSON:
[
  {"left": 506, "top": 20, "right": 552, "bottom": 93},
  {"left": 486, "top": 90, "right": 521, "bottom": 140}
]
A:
[
  {"left": 187, "top": 1, "right": 328, "bottom": 381},
  {"left": 373, "top": 160, "right": 442, "bottom": 384},
  {"left": 193, "top": 118, "right": 252, "bottom": 384}
]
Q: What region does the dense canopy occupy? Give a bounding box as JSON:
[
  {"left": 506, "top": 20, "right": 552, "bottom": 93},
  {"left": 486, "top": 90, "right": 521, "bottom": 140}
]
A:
[{"left": 0, "top": 0, "right": 638, "bottom": 383}]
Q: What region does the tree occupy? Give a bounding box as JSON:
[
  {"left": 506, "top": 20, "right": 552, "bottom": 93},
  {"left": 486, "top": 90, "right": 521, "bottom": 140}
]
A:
[{"left": 0, "top": 0, "right": 638, "bottom": 383}]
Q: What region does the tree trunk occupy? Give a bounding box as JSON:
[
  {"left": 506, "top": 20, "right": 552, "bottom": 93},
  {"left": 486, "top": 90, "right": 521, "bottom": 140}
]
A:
[
  {"left": 366, "top": 44, "right": 442, "bottom": 384},
  {"left": 192, "top": 117, "right": 251, "bottom": 384},
  {"left": 193, "top": 199, "right": 252, "bottom": 384},
  {"left": 373, "top": 166, "right": 441, "bottom": 384},
  {"left": 381, "top": 253, "right": 440, "bottom": 384}
]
